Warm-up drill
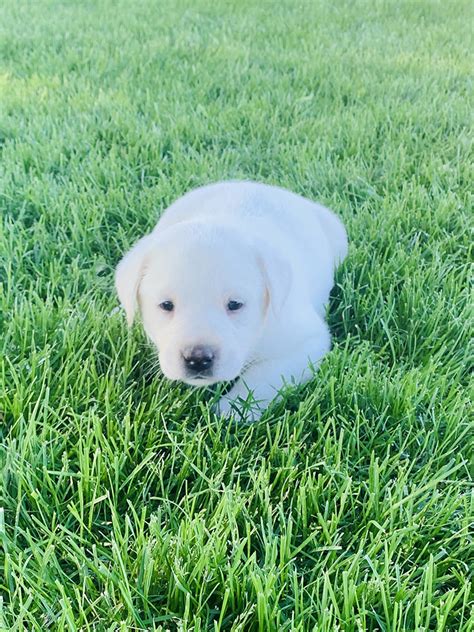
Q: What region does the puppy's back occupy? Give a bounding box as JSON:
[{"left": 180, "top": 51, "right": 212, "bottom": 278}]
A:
[{"left": 155, "top": 181, "right": 347, "bottom": 268}]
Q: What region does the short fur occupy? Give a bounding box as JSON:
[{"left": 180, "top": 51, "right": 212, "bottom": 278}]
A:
[{"left": 115, "top": 181, "right": 348, "bottom": 418}]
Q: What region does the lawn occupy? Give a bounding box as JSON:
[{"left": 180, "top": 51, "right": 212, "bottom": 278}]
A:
[{"left": 0, "top": 0, "right": 472, "bottom": 630}]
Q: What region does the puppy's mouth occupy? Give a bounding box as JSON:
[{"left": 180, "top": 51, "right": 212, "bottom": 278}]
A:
[
  {"left": 184, "top": 373, "right": 218, "bottom": 386},
  {"left": 192, "top": 373, "right": 209, "bottom": 381},
  {"left": 183, "top": 367, "right": 241, "bottom": 386}
]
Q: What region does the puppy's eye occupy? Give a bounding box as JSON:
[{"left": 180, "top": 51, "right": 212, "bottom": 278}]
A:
[
  {"left": 159, "top": 300, "right": 174, "bottom": 312},
  {"left": 227, "top": 300, "right": 244, "bottom": 312}
]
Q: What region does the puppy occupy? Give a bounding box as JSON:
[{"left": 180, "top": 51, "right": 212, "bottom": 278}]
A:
[{"left": 115, "top": 181, "right": 347, "bottom": 418}]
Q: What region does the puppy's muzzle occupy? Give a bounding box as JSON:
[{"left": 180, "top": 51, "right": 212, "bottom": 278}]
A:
[{"left": 182, "top": 345, "right": 216, "bottom": 377}]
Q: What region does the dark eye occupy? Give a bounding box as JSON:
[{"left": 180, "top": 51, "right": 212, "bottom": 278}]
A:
[
  {"left": 159, "top": 300, "right": 174, "bottom": 312},
  {"left": 227, "top": 300, "right": 244, "bottom": 312}
]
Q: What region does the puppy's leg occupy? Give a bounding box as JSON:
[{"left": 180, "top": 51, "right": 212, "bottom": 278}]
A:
[{"left": 217, "top": 328, "right": 330, "bottom": 420}]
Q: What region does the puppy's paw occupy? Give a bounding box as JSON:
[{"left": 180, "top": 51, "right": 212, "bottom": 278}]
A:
[
  {"left": 214, "top": 395, "right": 237, "bottom": 419},
  {"left": 215, "top": 393, "right": 264, "bottom": 422}
]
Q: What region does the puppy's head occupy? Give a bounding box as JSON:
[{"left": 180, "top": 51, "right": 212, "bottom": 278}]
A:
[{"left": 115, "top": 222, "right": 290, "bottom": 385}]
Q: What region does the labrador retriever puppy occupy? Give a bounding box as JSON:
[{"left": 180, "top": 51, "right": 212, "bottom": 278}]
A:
[{"left": 115, "top": 181, "right": 347, "bottom": 418}]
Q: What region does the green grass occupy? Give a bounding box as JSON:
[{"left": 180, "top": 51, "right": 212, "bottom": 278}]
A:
[{"left": 1, "top": 0, "right": 473, "bottom": 629}]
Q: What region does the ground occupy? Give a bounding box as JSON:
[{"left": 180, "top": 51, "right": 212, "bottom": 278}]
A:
[{"left": 0, "top": 1, "right": 472, "bottom": 630}]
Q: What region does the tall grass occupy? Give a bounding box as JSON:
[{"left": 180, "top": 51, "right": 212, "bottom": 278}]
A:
[{"left": 1, "top": 1, "right": 472, "bottom": 629}]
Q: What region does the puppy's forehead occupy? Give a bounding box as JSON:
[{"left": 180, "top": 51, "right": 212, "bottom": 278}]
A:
[
  {"left": 143, "top": 225, "right": 263, "bottom": 296},
  {"left": 150, "top": 226, "right": 254, "bottom": 272},
  {"left": 157, "top": 222, "right": 249, "bottom": 253}
]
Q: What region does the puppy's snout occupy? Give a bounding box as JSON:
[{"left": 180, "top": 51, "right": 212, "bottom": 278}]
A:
[{"left": 182, "top": 345, "right": 215, "bottom": 374}]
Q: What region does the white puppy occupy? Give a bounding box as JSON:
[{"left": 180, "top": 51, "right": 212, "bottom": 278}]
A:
[{"left": 115, "top": 181, "right": 347, "bottom": 418}]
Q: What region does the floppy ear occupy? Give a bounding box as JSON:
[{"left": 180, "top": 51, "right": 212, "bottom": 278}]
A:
[
  {"left": 255, "top": 240, "right": 292, "bottom": 315},
  {"left": 115, "top": 234, "right": 154, "bottom": 326}
]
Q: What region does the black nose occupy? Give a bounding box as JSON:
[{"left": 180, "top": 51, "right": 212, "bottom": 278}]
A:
[{"left": 183, "top": 346, "right": 215, "bottom": 374}]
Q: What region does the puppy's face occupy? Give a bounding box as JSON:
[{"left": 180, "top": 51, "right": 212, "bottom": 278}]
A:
[{"left": 116, "top": 223, "right": 290, "bottom": 386}]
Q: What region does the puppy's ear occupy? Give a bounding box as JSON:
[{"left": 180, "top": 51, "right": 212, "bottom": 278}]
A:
[
  {"left": 255, "top": 241, "right": 292, "bottom": 315},
  {"left": 115, "top": 235, "right": 154, "bottom": 326}
]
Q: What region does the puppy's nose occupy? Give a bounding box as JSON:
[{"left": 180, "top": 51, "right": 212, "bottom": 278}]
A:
[{"left": 183, "top": 346, "right": 215, "bottom": 373}]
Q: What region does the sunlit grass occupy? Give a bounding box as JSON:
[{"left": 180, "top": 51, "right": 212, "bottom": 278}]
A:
[{"left": 0, "top": 0, "right": 472, "bottom": 629}]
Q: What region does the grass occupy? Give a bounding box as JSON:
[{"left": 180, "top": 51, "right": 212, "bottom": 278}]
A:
[{"left": 0, "top": 0, "right": 472, "bottom": 629}]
